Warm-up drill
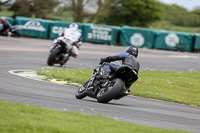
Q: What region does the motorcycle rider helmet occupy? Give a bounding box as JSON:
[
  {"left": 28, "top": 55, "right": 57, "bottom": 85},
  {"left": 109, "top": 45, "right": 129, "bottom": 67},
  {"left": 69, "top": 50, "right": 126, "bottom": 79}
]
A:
[
  {"left": 69, "top": 23, "right": 78, "bottom": 30},
  {"left": 1, "top": 17, "right": 6, "bottom": 23},
  {"left": 126, "top": 45, "right": 138, "bottom": 58}
]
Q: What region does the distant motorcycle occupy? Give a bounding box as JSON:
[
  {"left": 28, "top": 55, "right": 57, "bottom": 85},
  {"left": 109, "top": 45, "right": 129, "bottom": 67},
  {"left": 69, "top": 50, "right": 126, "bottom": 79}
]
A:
[
  {"left": 47, "top": 37, "right": 73, "bottom": 66},
  {"left": 75, "top": 62, "right": 138, "bottom": 103},
  {"left": 0, "top": 24, "right": 20, "bottom": 37},
  {"left": 10, "top": 25, "right": 20, "bottom": 37}
]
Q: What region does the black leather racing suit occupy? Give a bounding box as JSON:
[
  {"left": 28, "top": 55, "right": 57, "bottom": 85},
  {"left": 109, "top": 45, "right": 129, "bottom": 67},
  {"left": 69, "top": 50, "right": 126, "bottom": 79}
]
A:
[
  {"left": 0, "top": 21, "right": 12, "bottom": 36},
  {"left": 101, "top": 52, "right": 140, "bottom": 88}
]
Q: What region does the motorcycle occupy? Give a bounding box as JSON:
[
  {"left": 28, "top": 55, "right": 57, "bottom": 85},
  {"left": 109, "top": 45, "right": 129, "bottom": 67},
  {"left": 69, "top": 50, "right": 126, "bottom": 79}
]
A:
[
  {"left": 75, "top": 62, "right": 138, "bottom": 103},
  {"left": 47, "top": 37, "right": 72, "bottom": 66},
  {"left": 0, "top": 24, "right": 20, "bottom": 37},
  {"left": 10, "top": 25, "right": 20, "bottom": 37}
]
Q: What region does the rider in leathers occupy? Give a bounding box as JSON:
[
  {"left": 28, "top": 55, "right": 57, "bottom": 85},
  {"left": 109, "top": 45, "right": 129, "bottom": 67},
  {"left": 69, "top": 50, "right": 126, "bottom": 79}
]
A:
[
  {"left": 100, "top": 45, "right": 140, "bottom": 94},
  {"left": 0, "top": 17, "right": 12, "bottom": 36},
  {"left": 51, "top": 23, "right": 81, "bottom": 58}
]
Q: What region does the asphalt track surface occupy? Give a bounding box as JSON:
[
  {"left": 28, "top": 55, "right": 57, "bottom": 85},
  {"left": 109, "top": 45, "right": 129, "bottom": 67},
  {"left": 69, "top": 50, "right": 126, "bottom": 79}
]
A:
[{"left": 0, "top": 36, "right": 200, "bottom": 133}]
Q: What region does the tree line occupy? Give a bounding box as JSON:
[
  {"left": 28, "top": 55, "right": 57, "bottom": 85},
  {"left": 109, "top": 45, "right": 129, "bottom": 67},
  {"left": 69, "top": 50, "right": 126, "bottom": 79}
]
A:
[{"left": 2, "top": 0, "right": 200, "bottom": 27}]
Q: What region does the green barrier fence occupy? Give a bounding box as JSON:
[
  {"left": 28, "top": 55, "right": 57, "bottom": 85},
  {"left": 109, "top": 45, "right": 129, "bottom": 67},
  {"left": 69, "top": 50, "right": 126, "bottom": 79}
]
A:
[
  {"left": 2, "top": 16, "right": 199, "bottom": 52},
  {"left": 49, "top": 21, "right": 84, "bottom": 39},
  {"left": 194, "top": 34, "right": 200, "bottom": 50},
  {"left": 154, "top": 31, "right": 194, "bottom": 52},
  {"left": 15, "top": 16, "right": 50, "bottom": 39},
  {"left": 82, "top": 23, "right": 121, "bottom": 45},
  {"left": 119, "top": 26, "right": 156, "bottom": 48}
]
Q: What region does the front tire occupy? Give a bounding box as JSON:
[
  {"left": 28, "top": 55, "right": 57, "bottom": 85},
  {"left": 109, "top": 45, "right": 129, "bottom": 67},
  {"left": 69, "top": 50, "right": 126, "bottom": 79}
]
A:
[
  {"left": 47, "top": 48, "right": 60, "bottom": 66},
  {"left": 75, "top": 80, "right": 89, "bottom": 99},
  {"left": 96, "top": 79, "right": 124, "bottom": 103}
]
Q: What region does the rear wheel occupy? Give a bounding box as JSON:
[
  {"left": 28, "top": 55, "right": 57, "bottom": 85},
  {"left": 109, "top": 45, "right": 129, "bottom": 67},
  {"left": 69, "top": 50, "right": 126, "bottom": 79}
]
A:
[
  {"left": 96, "top": 79, "right": 124, "bottom": 103},
  {"left": 47, "top": 48, "right": 60, "bottom": 66},
  {"left": 75, "top": 80, "right": 89, "bottom": 99}
]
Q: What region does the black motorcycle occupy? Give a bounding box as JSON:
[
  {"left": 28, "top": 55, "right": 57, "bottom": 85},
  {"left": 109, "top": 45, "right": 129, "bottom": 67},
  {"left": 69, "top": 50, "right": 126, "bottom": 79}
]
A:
[
  {"left": 0, "top": 25, "right": 20, "bottom": 37},
  {"left": 75, "top": 62, "right": 138, "bottom": 103},
  {"left": 47, "top": 38, "right": 71, "bottom": 66}
]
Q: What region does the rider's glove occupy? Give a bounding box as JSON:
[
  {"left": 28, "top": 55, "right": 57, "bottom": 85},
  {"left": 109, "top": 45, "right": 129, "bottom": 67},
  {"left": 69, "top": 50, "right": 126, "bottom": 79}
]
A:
[
  {"left": 100, "top": 58, "right": 106, "bottom": 64},
  {"left": 72, "top": 42, "right": 79, "bottom": 49}
]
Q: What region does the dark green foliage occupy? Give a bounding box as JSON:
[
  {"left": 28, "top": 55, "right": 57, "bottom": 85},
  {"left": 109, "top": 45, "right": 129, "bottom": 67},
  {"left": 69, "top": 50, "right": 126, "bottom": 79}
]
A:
[
  {"left": 97, "top": 0, "right": 163, "bottom": 27},
  {"left": 9, "top": 0, "right": 60, "bottom": 18},
  {"left": 163, "top": 4, "right": 200, "bottom": 27}
]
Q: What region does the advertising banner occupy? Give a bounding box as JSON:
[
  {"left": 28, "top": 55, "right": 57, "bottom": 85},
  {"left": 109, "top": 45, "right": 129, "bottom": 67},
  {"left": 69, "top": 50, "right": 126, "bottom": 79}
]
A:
[
  {"left": 49, "top": 21, "right": 83, "bottom": 39},
  {"left": 154, "top": 31, "right": 193, "bottom": 52},
  {"left": 119, "top": 26, "right": 156, "bottom": 48},
  {"left": 194, "top": 34, "right": 200, "bottom": 50},
  {"left": 15, "top": 16, "right": 50, "bottom": 39},
  {"left": 83, "top": 24, "right": 121, "bottom": 45}
]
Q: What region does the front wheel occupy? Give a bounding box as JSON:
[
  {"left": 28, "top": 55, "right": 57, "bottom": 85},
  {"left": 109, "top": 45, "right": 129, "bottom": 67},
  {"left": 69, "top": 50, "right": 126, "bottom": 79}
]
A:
[
  {"left": 47, "top": 48, "right": 61, "bottom": 66},
  {"left": 96, "top": 79, "right": 124, "bottom": 103},
  {"left": 75, "top": 80, "right": 89, "bottom": 99}
]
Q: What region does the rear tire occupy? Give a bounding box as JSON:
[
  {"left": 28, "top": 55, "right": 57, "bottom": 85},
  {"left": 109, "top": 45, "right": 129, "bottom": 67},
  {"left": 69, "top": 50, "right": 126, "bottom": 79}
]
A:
[
  {"left": 75, "top": 80, "right": 89, "bottom": 99},
  {"left": 47, "top": 48, "right": 60, "bottom": 66},
  {"left": 96, "top": 79, "right": 124, "bottom": 103}
]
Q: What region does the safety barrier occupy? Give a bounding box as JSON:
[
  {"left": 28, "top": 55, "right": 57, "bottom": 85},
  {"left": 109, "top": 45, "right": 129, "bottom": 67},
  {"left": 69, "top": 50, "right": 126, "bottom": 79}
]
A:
[
  {"left": 1, "top": 16, "right": 200, "bottom": 52},
  {"left": 49, "top": 21, "right": 84, "bottom": 39},
  {"left": 154, "top": 31, "right": 194, "bottom": 52},
  {"left": 194, "top": 34, "right": 200, "bottom": 51},
  {"left": 119, "top": 26, "right": 156, "bottom": 48},
  {"left": 15, "top": 16, "right": 50, "bottom": 39},
  {"left": 82, "top": 23, "right": 121, "bottom": 45}
]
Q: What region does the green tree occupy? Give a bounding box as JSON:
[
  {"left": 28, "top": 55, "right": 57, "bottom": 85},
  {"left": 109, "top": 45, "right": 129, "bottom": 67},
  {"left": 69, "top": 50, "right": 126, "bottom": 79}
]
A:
[
  {"left": 0, "top": 0, "right": 12, "bottom": 11},
  {"left": 163, "top": 4, "right": 200, "bottom": 27},
  {"left": 58, "top": 0, "right": 105, "bottom": 23},
  {"left": 163, "top": 4, "right": 188, "bottom": 26},
  {"left": 96, "top": 0, "right": 163, "bottom": 27},
  {"left": 9, "top": 0, "right": 59, "bottom": 18},
  {"left": 191, "top": 9, "right": 200, "bottom": 26}
]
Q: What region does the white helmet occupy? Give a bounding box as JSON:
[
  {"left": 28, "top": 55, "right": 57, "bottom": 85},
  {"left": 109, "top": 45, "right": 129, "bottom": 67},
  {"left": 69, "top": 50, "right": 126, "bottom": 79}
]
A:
[{"left": 69, "top": 23, "right": 78, "bottom": 30}]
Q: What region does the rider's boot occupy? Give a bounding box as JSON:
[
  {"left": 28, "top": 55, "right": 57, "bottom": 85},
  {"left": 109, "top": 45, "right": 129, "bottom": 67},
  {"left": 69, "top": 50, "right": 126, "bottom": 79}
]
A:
[{"left": 69, "top": 52, "right": 78, "bottom": 58}]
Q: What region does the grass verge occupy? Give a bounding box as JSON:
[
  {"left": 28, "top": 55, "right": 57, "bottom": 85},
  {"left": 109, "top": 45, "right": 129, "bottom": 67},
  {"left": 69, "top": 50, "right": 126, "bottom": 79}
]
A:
[
  {"left": 0, "top": 101, "right": 188, "bottom": 133},
  {"left": 0, "top": 10, "right": 14, "bottom": 17},
  {"left": 37, "top": 68, "right": 200, "bottom": 106}
]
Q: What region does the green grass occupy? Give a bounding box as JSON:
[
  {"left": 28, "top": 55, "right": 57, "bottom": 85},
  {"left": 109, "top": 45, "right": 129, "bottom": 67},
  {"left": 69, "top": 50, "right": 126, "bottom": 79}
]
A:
[
  {"left": 37, "top": 68, "right": 200, "bottom": 106},
  {"left": 161, "top": 25, "right": 199, "bottom": 33},
  {"left": 151, "top": 25, "right": 199, "bottom": 33},
  {"left": 149, "top": 22, "right": 199, "bottom": 33},
  {"left": 37, "top": 67, "right": 92, "bottom": 83},
  {"left": 0, "top": 101, "right": 188, "bottom": 133},
  {"left": 133, "top": 71, "right": 200, "bottom": 106},
  {"left": 0, "top": 10, "right": 14, "bottom": 17}
]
